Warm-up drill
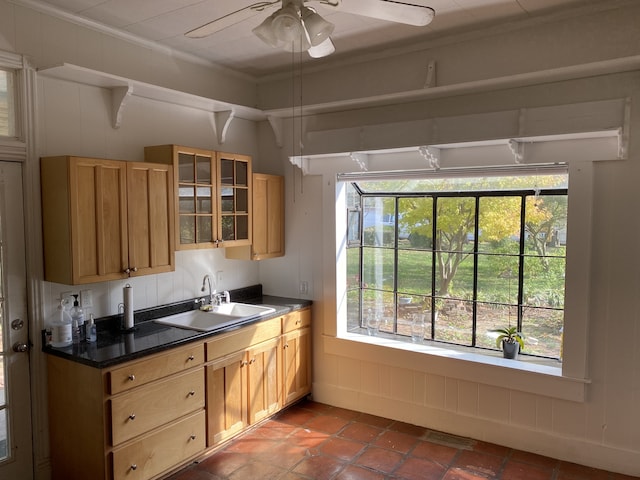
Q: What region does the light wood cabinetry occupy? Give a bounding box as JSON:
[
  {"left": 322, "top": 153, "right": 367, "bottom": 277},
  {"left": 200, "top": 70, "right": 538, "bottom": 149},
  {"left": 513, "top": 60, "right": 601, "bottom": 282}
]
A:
[
  {"left": 205, "top": 316, "right": 282, "bottom": 446},
  {"left": 47, "top": 307, "right": 311, "bottom": 479},
  {"left": 41, "top": 156, "right": 174, "bottom": 285},
  {"left": 47, "top": 343, "right": 205, "bottom": 480},
  {"left": 226, "top": 173, "right": 285, "bottom": 261},
  {"left": 204, "top": 308, "right": 311, "bottom": 447},
  {"left": 144, "top": 145, "right": 252, "bottom": 250},
  {"left": 282, "top": 308, "right": 312, "bottom": 405}
]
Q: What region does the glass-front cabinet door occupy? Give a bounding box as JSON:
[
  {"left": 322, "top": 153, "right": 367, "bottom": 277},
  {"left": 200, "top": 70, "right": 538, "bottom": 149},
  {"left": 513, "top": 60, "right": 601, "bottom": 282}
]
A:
[
  {"left": 217, "top": 152, "right": 252, "bottom": 247},
  {"left": 177, "top": 149, "right": 215, "bottom": 246},
  {"left": 144, "top": 145, "right": 252, "bottom": 249}
]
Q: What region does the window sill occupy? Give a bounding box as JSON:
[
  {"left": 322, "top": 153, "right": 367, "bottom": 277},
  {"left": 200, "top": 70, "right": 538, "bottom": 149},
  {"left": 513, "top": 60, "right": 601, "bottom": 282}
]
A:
[{"left": 326, "top": 331, "right": 590, "bottom": 402}]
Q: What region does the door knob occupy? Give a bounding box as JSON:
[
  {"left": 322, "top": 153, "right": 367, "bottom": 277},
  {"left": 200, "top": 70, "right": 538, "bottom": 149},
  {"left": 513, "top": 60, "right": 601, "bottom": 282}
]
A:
[{"left": 13, "top": 342, "right": 29, "bottom": 353}]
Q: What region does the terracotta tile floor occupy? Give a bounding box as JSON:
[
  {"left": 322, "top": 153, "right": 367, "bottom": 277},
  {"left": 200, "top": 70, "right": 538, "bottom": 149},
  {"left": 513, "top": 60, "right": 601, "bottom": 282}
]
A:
[{"left": 167, "top": 400, "right": 638, "bottom": 480}]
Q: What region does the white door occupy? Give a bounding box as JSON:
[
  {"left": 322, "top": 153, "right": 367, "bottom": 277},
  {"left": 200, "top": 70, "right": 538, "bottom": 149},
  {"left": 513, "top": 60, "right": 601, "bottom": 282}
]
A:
[{"left": 0, "top": 161, "right": 33, "bottom": 478}]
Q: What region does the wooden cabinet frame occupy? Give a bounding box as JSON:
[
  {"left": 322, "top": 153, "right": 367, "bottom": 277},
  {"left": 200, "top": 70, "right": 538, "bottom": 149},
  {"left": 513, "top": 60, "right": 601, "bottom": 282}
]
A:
[
  {"left": 144, "top": 145, "right": 252, "bottom": 250},
  {"left": 41, "top": 156, "right": 174, "bottom": 284}
]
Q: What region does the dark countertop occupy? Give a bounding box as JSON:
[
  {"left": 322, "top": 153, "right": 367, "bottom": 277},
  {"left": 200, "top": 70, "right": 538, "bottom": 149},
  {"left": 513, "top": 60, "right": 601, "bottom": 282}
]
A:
[{"left": 42, "top": 286, "right": 312, "bottom": 369}]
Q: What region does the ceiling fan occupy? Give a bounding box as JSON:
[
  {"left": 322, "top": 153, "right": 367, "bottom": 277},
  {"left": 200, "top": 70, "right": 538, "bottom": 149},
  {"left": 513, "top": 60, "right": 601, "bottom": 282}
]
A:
[{"left": 185, "top": 0, "right": 435, "bottom": 58}]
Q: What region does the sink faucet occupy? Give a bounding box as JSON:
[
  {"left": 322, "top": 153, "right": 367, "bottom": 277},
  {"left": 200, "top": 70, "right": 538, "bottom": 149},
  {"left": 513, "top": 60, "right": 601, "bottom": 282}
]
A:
[
  {"left": 212, "top": 290, "right": 231, "bottom": 306},
  {"left": 201, "top": 275, "right": 215, "bottom": 305}
]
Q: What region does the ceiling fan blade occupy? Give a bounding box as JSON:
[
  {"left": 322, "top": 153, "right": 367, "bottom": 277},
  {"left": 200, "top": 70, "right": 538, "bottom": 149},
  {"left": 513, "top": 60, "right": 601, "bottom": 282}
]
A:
[
  {"left": 185, "top": 1, "right": 280, "bottom": 38},
  {"left": 338, "top": 0, "right": 435, "bottom": 26}
]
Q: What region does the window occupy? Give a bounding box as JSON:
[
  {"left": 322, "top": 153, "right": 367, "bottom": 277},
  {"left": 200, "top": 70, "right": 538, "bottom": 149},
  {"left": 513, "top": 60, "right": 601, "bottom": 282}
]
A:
[
  {"left": 345, "top": 173, "right": 568, "bottom": 360},
  {"left": 0, "top": 69, "right": 16, "bottom": 138}
]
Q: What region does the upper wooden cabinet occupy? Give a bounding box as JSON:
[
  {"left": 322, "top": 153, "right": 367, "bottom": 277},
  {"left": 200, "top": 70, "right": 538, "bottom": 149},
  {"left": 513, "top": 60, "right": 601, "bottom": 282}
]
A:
[
  {"left": 144, "top": 145, "right": 252, "bottom": 250},
  {"left": 41, "top": 156, "right": 174, "bottom": 285},
  {"left": 226, "top": 173, "right": 284, "bottom": 261}
]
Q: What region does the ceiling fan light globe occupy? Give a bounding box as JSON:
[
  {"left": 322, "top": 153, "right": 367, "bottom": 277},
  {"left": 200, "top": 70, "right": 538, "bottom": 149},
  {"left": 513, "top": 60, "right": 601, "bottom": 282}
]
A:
[
  {"left": 308, "top": 37, "right": 335, "bottom": 58},
  {"left": 272, "top": 5, "right": 303, "bottom": 43},
  {"left": 252, "top": 13, "right": 282, "bottom": 48},
  {"left": 301, "top": 7, "right": 335, "bottom": 47}
]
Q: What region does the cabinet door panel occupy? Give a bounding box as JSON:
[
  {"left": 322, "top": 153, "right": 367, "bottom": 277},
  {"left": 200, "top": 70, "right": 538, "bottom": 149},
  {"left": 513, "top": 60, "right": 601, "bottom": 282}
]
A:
[
  {"left": 248, "top": 337, "right": 281, "bottom": 424},
  {"left": 127, "top": 162, "right": 174, "bottom": 275},
  {"left": 206, "top": 351, "right": 248, "bottom": 446},
  {"left": 283, "top": 327, "right": 311, "bottom": 406},
  {"left": 70, "top": 158, "right": 128, "bottom": 282}
]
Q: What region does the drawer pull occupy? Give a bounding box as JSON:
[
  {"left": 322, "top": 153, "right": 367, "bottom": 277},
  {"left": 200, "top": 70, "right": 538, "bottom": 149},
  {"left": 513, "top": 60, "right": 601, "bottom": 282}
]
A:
[
  {"left": 188, "top": 355, "right": 195, "bottom": 361},
  {"left": 249, "top": 357, "right": 256, "bottom": 364},
  {"left": 241, "top": 360, "right": 248, "bottom": 367},
  {"left": 128, "top": 374, "right": 136, "bottom": 381},
  {"left": 188, "top": 390, "right": 196, "bottom": 396},
  {"left": 130, "top": 464, "right": 137, "bottom": 471},
  {"left": 284, "top": 344, "right": 289, "bottom": 349},
  {"left": 296, "top": 319, "right": 301, "bottom": 325},
  {"left": 190, "top": 434, "right": 197, "bottom": 440},
  {"left": 128, "top": 413, "right": 136, "bottom": 421}
]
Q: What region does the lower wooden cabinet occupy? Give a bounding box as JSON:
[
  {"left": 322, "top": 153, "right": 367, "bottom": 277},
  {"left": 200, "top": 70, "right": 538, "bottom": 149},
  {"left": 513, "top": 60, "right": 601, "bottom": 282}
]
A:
[
  {"left": 47, "top": 343, "right": 206, "bottom": 480},
  {"left": 206, "top": 350, "right": 248, "bottom": 446},
  {"left": 47, "top": 308, "right": 311, "bottom": 479},
  {"left": 205, "top": 308, "right": 311, "bottom": 447}
]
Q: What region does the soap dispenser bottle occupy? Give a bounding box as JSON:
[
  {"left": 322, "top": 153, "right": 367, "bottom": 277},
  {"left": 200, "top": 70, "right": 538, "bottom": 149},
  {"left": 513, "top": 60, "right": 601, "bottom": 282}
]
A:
[
  {"left": 50, "top": 299, "right": 73, "bottom": 348},
  {"left": 85, "top": 314, "right": 97, "bottom": 343},
  {"left": 70, "top": 294, "right": 85, "bottom": 341}
]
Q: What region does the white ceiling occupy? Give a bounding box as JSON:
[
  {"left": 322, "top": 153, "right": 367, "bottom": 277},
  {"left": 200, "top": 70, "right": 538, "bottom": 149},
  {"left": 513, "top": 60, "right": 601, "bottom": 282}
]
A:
[{"left": 25, "top": 0, "right": 607, "bottom": 78}]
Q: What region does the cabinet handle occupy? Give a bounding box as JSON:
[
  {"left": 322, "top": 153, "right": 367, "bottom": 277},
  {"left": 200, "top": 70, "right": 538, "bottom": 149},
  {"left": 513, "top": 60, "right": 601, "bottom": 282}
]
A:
[
  {"left": 241, "top": 360, "right": 248, "bottom": 366},
  {"left": 188, "top": 355, "right": 195, "bottom": 361},
  {"left": 296, "top": 319, "right": 301, "bottom": 325},
  {"left": 249, "top": 357, "right": 256, "bottom": 364},
  {"left": 284, "top": 344, "right": 289, "bottom": 349},
  {"left": 128, "top": 374, "right": 136, "bottom": 381},
  {"left": 131, "top": 267, "right": 138, "bottom": 273},
  {"left": 124, "top": 268, "right": 131, "bottom": 274},
  {"left": 190, "top": 434, "right": 197, "bottom": 441},
  {"left": 188, "top": 390, "right": 196, "bottom": 396},
  {"left": 128, "top": 413, "right": 136, "bottom": 421},
  {"left": 130, "top": 464, "right": 137, "bottom": 471}
]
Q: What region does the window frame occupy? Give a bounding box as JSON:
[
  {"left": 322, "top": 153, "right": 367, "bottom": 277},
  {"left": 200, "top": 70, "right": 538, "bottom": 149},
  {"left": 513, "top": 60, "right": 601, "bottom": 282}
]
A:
[
  {"left": 331, "top": 160, "right": 594, "bottom": 402},
  {"left": 348, "top": 184, "right": 568, "bottom": 360}
]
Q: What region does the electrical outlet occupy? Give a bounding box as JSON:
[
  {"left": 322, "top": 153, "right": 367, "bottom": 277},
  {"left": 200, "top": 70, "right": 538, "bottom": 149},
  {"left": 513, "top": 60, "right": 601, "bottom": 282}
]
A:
[
  {"left": 216, "top": 270, "right": 223, "bottom": 285},
  {"left": 80, "top": 289, "right": 93, "bottom": 308},
  {"left": 299, "top": 281, "right": 308, "bottom": 295},
  {"left": 60, "top": 291, "right": 72, "bottom": 305}
]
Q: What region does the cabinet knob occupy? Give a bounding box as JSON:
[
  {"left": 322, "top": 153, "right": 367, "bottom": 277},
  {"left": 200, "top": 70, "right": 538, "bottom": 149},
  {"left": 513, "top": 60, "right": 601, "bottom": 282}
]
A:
[
  {"left": 128, "top": 374, "right": 136, "bottom": 381},
  {"left": 130, "top": 464, "right": 137, "bottom": 471},
  {"left": 241, "top": 360, "right": 248, "bottom": 366},
  {"left": 190, "top": 434, "right": 197, "bottom": 441},
  {"left": 249, "top": 357, "right": 256, "bottom": 364},
  {"left": 188, "top": 355, "right": 195, "bottom": 361},
  {"left": 128, "top": 413, "right": 136, "bottom": 421},
  {"left": 188, "top": 390, "right": 196, "bottom": 396},
  {"left": 284, "top": 344, "right": 289, "bottom": 349}
]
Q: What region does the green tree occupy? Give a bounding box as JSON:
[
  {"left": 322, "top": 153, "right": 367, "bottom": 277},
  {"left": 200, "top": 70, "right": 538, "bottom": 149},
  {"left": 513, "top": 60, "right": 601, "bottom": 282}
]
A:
[{"left": 397, "top": 176, "right": 566, "bottom": 296}]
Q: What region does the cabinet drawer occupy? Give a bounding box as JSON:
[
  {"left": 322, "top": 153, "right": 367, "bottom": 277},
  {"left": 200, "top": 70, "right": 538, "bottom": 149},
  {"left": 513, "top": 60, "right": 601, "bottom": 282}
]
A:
[
  {"left": 206, "top": 316, "right": 281, "bottom": 360},
  {"left": 283, "top": 308, "right": 311, "bottom": 333},
  {"left": 112, "top": 410, "right": 205, "bottom": 480},
  {"left": 109, "top": 343, "right": 204, "bottom": 394},
  {"left": 111, "top": 369, "right": 204, "bottom": 445}
]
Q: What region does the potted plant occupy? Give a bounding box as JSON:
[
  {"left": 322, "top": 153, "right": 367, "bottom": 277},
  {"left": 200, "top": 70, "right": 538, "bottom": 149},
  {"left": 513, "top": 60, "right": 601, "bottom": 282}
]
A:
[{"left": 491, "top": 326, "right": 525, "bottom": 359}]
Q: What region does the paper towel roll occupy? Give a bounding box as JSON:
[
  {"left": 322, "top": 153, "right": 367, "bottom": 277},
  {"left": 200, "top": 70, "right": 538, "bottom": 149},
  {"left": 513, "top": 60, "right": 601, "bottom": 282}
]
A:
[{"left": 124, "top": 284, "right": 134, "bottom": 330}]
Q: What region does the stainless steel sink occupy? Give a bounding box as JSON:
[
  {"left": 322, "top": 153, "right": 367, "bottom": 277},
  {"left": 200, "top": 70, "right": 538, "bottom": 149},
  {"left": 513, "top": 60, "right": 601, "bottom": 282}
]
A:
[{"left": 154, "top": 303, "right": 276, "bottom": 331}]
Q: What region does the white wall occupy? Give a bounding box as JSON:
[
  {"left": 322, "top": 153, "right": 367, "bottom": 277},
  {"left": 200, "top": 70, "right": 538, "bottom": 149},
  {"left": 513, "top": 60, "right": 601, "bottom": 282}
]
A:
[
  {"left": 3, "top": 0, "right": 640, "bottom": 477},
  {"left": 258, "top": 4, "right": 640, "bottom": 477}
]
